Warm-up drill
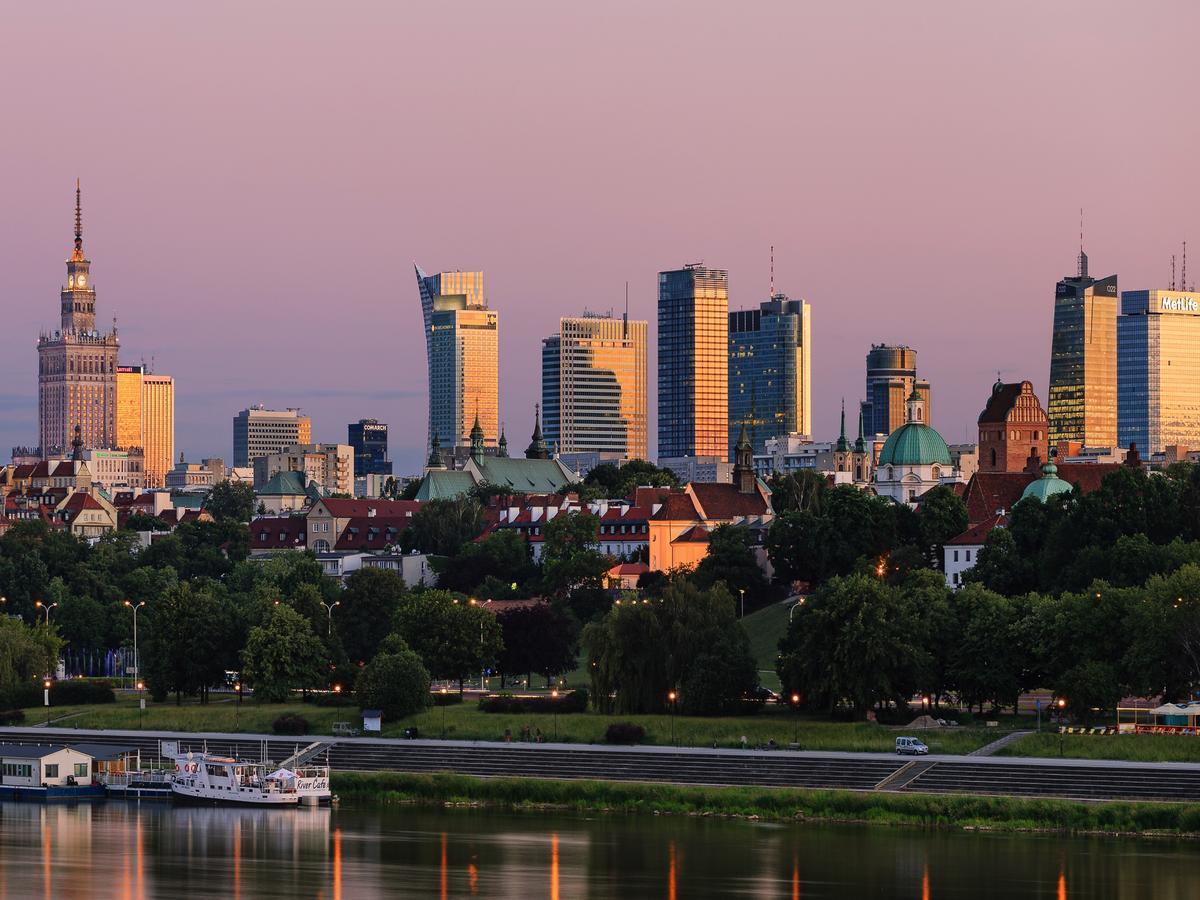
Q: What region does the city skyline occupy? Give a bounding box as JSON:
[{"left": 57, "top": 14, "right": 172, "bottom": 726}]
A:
[{"left": 2, "top": 3, "right": 1197, "bottom": 469}]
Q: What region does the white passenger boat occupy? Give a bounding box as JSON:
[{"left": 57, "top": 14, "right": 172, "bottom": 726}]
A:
[{"left": 169, "top": 753, "right": 330, "bottom": 806}]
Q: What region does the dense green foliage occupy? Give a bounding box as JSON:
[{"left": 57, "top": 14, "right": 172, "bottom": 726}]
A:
[
  {"left": 392, "top": 590, "right": 503, "bottom": 686},
  {"left": 355, "top": 636, "right": 432, "bottom": 720},
  {"left": 240, "top": 605, "right": 327, "bottom": 703}
]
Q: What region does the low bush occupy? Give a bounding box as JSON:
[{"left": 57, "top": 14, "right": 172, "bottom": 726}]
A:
[
  {"left": 479, "top": 690, "right": 587, "bottom": 715},
  {"left": 272, "top": 713, "right": 309, "bottom": 735},
  {"left": 0, "top": 710, "right": 25, "bottom": 725},
  {"left": 0, "top": 683, "right": 41, "bottom": 710},
  {"left": 432, "top": 691, "right": 464, "bottom": 707},
  {"left": 50, "top": 680, "right": 116, "bottom": 705},
  {"left": 604, "top": 722, "right": 645, "bottom": 745}
]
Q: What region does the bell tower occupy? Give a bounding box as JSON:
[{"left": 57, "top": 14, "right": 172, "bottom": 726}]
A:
[{"left": 62, "top": 180, "right": 96, "bottom": 334}]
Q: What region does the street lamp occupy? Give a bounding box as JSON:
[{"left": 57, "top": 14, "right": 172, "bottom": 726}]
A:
[
  {"left": 789, "top": 598, "right": 806, "bottom": 622},
  {"left": 738, "top": 589, "right": 745, "bottom": 619},
  {"left": 1057, "top": 698, "right": 1067, "bottom": 756},
  {"left": 124, "top": 600, "right": 145, "bottom": 690},
  {"left": 234, "top": 682, "right": 243, "bottom": 731},
  {"left": 34, "top": 601, "right": 58, "bottom": 626},
  {"left": 551, "top": 688, "right": 559, "bottom": 741},
  {"left": 440, "top": 687, "right": 448, "bottom": 739},
  {"left": 44, "top": 679, "right": 51, "bottom": 726},
  {"left": 667, "top": 691, "right": 678, "bottom": 746},
  {"left": 790, "top": 693, "right": 801, "bottom": 746},
  {"left": 322, "top": 600, "right": 340, "bottom": 636}
]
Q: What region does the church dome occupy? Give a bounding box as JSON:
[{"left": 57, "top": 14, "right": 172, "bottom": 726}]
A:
[
  {"left": 1020, "top": 461, "right": 1073, "bottom": 503},
  {"left": 877, "top": 422, "right": 952, "bottom": 468}
]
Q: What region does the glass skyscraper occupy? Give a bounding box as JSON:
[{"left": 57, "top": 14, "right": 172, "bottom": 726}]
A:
[
  {"left": 414, "top": 267, "right": 497, "bottom": 451},
  {"left": 1117, "top": 289, "right": 1200, "bottom": 454},
  {"left": 859, "top": 345, "right": 930, "bottom": 437},
  {"left": 1047, "top": 251, "right": 1118, "bottom": 448},
  {"left": 658, "top": 265, "right": 729, "bottom": 461},
  {"left": 728, "top": 294, "right": 812, "bottom": 455},
  {"left": 542, "top": 314, "right": 648, "bottom": 459},
  {"left": 348, "top": 419, "right": 391, "bottom": 476}
]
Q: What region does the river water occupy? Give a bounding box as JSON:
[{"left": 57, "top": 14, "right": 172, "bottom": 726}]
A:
[{"left": 0, "top": 800, "right": 1196, "bottom": 898}]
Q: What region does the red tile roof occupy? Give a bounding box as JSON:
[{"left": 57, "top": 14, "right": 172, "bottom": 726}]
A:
[
  {"left": 947, "top": 513, "right": 1009, "bottom": 546},
  {"left": 688, "top": 483, "right": 770, "bottom": 519},
  {"left": 962, "top": 462, "right": 1129, "bottom": 524},
  {"left": 250, "top": 516, "right": 307, "bottom": 550},
  {"left": 632, "top": 486, "right": 672, "bottom": 508},
  {"left": 315, "top": 499, "right": 421, "bottom": 519},
  {"left": 651, "top": 492, "right": 700, "bottom": 521},
  {"left": 978, "top": 382, "right": 1027, "bottom": 423},
  {"left": 607, "top": 562, "right": 650, "bottom": 577},
  {"left": 333, "top": 516, "right": 409, "bottom": 551},
  {"left": 671, "top": 524, "right": 711, "bottom": 544}
]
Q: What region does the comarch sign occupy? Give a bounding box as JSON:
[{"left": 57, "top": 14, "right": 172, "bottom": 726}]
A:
[{"left": 1161, "top": 295, "right": 1200, "bottom": 313}]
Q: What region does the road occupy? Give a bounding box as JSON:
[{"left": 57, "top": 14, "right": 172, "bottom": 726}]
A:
[{"left": 0, "top": 726, "right": 1196, "bottom": 803}]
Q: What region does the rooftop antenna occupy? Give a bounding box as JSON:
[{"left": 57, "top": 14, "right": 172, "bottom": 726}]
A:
[
  {"left": 623, "top": 280, "right": 629, "bottom": 339},
  {"left": 770, "top": 245, "right": 775, "bottom": 298},
  {"left": 1183, "top": 241, "right": 1188, "bottom": 293},
  {"left": 1076, "top": 208, "right": 1088, "bottom": 278},
  {"left": 1172, "top": 254, "right": 1177, "bottom": 291}
]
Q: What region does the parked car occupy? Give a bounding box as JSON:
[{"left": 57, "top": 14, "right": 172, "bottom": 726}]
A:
[{"left": 895, "top": 736, "right": 929, "bottom": 755}]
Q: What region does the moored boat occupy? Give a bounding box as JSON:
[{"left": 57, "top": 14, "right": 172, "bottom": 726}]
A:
[{"left": 169, "top": 753, "right": 330, "bottom": 806}]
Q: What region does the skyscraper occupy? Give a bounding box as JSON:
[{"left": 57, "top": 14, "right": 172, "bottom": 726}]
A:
[
  {"left": 1117, "top": 289, "right": 1200, "bottom": 454},
  {"left": 658, "top": 265, "right": 729, "bottom": 461},
  {"left": 37, "top": 182, "right": 119, "bottom": 456},
  {"left": 115, "top": 364, "right": 175, "bottom": 487},
  {"left": 1047, "top": 249, "right": 1118, "bottom": 448},
  {"left": 728, "top": 293, "right": 812, "bottom": 454},
  {"left": 541, "top": 313, "right": 648, "bottom": 459},
  {"left": 348, "top": 419, "right": 391, "bottom": 476},
  {"left": 233, "top": 406, "right": 312, "bottom": 468},
  {"left": 414, "top": 267, "right": 494, "bottom": 453},
  {"left": 859, "top": 344, "right": 930, "bottom": 437}
]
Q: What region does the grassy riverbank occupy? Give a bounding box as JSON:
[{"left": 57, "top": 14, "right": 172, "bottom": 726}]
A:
[
  {"left": 17, "top": 697, "right": 1000, "bottom": 753},
  {"left": 1000, "top": 732, "right": 1200, "bottom": 763},
  {"left": 331, "top": 770, "right": 1200, "bottom": 836}
]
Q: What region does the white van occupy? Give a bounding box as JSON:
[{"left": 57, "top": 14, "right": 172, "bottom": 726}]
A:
[{"left": 895, "top": 736, "right": 929, "bottom": 755}]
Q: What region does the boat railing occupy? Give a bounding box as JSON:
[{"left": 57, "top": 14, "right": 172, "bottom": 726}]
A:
[{"left": 100, "top": 771, "right": 174, "bottom": 788}]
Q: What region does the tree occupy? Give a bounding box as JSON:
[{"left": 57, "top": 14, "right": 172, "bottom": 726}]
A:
[
  {"left": 766, "top": 487, "right": 897, "bottom": 587},
  {"left": 240, "top": 604, "right": 328, "bottom": 703},
  {"left": 766, "top": 470, "right": 828, "bottom": 515},
  {"left": 496, "top": 603, "right": 578, "bottom": 687},
  {"left": 337, "top": 568, "right": 408, "bottom": 664},
  {"left": 393, "top": 591, "right": 503, "bottom": 688},
  {"left": 355, "top": 635, "right": 431, "bottom": 719},
  {"left": 540, "top": 512, "right": 610, "bottom": 620},
  {"left": 435, "top": 530, "right": 535, "bottom": 595},
  {"left": 142, "top": 582, "right": 237, "bottom": 703},
  {"left": 692, "top": 524, "right": 771, "bottom": 605},
  {"left": 401, "top": 497, "right": 485, "bottom": 556},
  {"left": 1056, "top": 661, "right": 1121, "bottom": 722},
  {"left": 581, "top": 459, "right": 678, "bottom": 500},
  {"left": 0, "top": 616, "right": 62, "bottom": 689},
  {"left": 776, "top": 573, "right": 920, "bottom": 715},
  {"left": 916, "top": 485, "right": 968, "bottom": 567},
  {"left": 205, "top": 481, "right": 256, "bottom": 523},
  {"left": 123, "top": 512, "right": 170, "bottom": 532},
  {"left": 948, "top": 584, "right": 1023, "bottom": 713}
]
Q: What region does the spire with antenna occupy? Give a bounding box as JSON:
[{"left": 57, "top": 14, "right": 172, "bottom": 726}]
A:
[
  {"left": 1183, "top": 241, "right": 1188, "bottom": 293},
  {"left": 75, "top": 179, "right": 82, "bottom": 246},
  {"left": 1076, "top": 208, "right": 1088, "bottom": 279},
  {"left": 769, "top": 245, "right": 774, "bottom": 298},
  {"left": 1172, "top": 254, "right": 1177, "bottom": 291}
]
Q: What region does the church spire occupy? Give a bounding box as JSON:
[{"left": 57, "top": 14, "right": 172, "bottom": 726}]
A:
[
  {"left": 525, "top": 403, "right": 549, "bottom": 460},
  {"left": 72, "top": 179, "right": 84, "bottom": 260},
  {"left": 855, "top": 407, "right": 866, "bottom": 453},
  {"left": 835, "top": 398, "right": 850, "bottom": 452}
]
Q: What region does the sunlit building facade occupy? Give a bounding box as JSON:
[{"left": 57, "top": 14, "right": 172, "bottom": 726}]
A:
[
  {"left": 1117, "top": 289, "right": 1200, "bottom": 454},
  {"left": 542, "top": 314, "right": 647, "bottom": 459},
  {"left": 729, "top": 294, "right": 812, "bottom": 455},
  {"left": 859, "top": 344, "right": 930, "bottom": 437},
  {"left": 115, "top": 366, "right": 144, "bottom": 449},
  {"left": 428, "top": 296, "right": 499, "bottom": 451},
  {"left": 1047, "top": 251, "right": 1118, "bottom": 448},
  {"left": 142, "top": 375, "right": 174, "bottom": 487},
  {"left": 233, "top": 407, "right": 312, "bottom": 468},
  {"left": 658, "top": 265, "right": 729, "bottom": 461}
]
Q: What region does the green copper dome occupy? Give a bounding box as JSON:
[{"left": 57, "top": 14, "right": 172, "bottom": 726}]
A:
[
  {"left": 1020, "top": 462, "right": 1073, "bottom": 503},
  {"left": 877, "top": 422, "right": 952, "bottom": 467}
]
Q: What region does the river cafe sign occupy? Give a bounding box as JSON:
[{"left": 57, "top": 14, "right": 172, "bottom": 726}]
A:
[{"left": 1161, "top": 295, "right": 1200, "bottom": 313}]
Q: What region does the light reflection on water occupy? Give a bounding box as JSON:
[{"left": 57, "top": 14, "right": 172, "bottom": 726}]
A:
[{"left": 0, "top": 801, "right": 1196, "bottom": 898}]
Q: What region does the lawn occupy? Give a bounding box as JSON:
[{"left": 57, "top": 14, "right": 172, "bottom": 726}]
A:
[
  {"left": 17, "top": 695, "right": 999, "bottom": 754},
  {"left": 999, "top": 731, "right": 1200, "bottom": 763},
  {"left": 740, "top": 600, "right": 793, "bottom": 693}
]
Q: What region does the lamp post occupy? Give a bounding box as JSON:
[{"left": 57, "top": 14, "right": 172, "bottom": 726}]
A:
[
  {"left": 234, "top": 682, "right": 243, "bottom": 731},
  {"left": 137, "top": 681, "right": 145, "bottom": 729},
  {"left": 1057, "top": 697, "right": 1066, "bottom": 756},
  {"left": 551, "top": 688, "right": 559, "bottom": 741},
  {"left": 44, "top": 679, "right": 51, "bottom": 726},
  {"left": 124, "top": 600, "right": 145, "bottom": 691},
  {"left": 668, "top": 691, "right": 677, "bottom": 746},
  {"left": 789, "top": 597, "right": 806, "bottom": 622},
  {"left": 322, "top": 600, "right": 340, "bottom": 636},
  {"left": 34, "top": 601, "right": 58, "bottom": 626},
  {"left": 738, "top": 589, "right": 745, "bottom": 619},
  {"left": 790, "top": 693, "right": 801, "bottom": 747},
  {"left": 440, "top": 687, "right": 448, "bottom": 739}
]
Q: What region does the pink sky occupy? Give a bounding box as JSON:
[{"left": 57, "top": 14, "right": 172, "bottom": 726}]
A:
[{"left": 1, "top": 2, "right": 1197, "bottom": 469}]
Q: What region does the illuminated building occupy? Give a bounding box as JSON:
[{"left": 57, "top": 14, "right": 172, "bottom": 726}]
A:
[
  {"left": 728, "top": 293, "right": 812, "bottom": 454},
  {"left": 1047, "top": 249, "right": 1118, "bottom": 448},
  {"left": 348, "top": 419, "right": 391, "bottom": 477},
  {"left": 542, "top": 313, "right": 647, "bottom": 459},
  {"left": 1118, "top": 289, "right": 1200, "bottom": 454},
  {"left": 658, "top": 265, "right": 728, "bottom": 462},
  {"left": 115, "top": 365, "right": 175, "bottom": 487},
  {"left": 859, "top": 344, "right": 930, "bottom": 437},
  {"left": 37, "top": 182, "right": 119, "bottom": 455}
]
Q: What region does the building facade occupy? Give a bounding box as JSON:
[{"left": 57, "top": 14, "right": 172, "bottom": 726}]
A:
[
  {"left": 1117, "top": 289, "right": 1200, "bottom": 454},
  {"left": 37, "top": 183, "right": 119, "bottom": 456},
  {"left": 82, "top": 449, "right": 146, "bottom": 492},
  {"left": 114, "top": 365, "right": 174, "bottom": 486},
  {"left": 232, "top": 407, "right": 312, "bottom": 468},
  {"left": 873, "top": 389, "right": 956, "bottom": 506},
  {"left": 728, "top": 294, "right": 812, "bottom": 455},
  {"left": 541, "top": 313, "right": 647, "bottom": 459},
  {"left": 115, "top": 365, "right": 144, "bottom": 450},
  {"left": 348, "top": 419, "right": 391, "bottom": 477},
  {"left": 977, "top": 380, "right": 1050, "bottom": 473},
  {"left": 658, "top": 265, "right": 729, "bottom": 461},
  {"left": 253, "top": 443, "right": 354, "bottom": 496},
  {"left": 860, "top": 344, "right": 930, "bottom": 437},
  {"left": 1047, "top": 251, "right": 1118, "bottom": 448},
  {"left": 414, "top": 267, "right": 496, "bottom": 454}
]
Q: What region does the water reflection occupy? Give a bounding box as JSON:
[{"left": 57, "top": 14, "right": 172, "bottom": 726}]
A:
[{"left": 0, "top": 801, "right": 1195, "bottom": 898}]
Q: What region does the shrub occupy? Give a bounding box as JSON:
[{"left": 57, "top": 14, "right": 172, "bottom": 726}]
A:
[
  {"left": 478, "top": 690, "right": 587, "bottom": 714},
  {"left": 0, "top": 710, "right": 24, "bottom": 725},
  {"left": 50, "top": 680, "right": 116, "bottom": 705},
  {"left": 356, "top": 648, "right": 432, "bottom": 720},
  {"left": 604, "top": 722, "right": 645, "bottom": 745},
  {"left": 432, "top": 691, "right": 464, "bottom": 707},
  {"left": 272, "top": 713, "right": 309, "bottom": 735},
  {"left": 0, "top": 683, "right": 40, "bottom": 710}
]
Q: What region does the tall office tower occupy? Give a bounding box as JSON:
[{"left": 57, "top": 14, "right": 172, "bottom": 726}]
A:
[
  {"left": 1117, "top": 289, "right": 1200, "bottom": 454},
  {"left": 37, "top": 182, "right": 120, "bottom": 456},
  {"left": 348, "top": 419, "right": 392, "bottom": 476},
  {"left": 1048, "top": 248, "right": 1119, "bottom": 448},
  {"left": 232, "top": 406, "right": 312, "bottom": 467},
  {"left": 728, "top": 293, "right": 812, "bottom": 455},
  {"left": 142, "top": 374, "right": 174, "bottom": 487},
  {"left": 541, "top": 313, "right": 648, "bottom": 459},
  {"left": 859, "top": 344, "right": 931, "bottom": 437},
  {"left": 658, "top": 265, "right": 729, "bottom": 461},
  {"left": 423, "top": 281, "right": 499, "bottom": 451},
  {"left": 412, "top": 266, "right": 487, "bottom": 451},
  {"left": 115, "top": 365, "right": 145, "bottom": 449}
]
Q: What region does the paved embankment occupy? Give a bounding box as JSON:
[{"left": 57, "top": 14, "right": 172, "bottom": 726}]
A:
[{"left": 2, "top": 726, "right": 1197, "bottom": 803}]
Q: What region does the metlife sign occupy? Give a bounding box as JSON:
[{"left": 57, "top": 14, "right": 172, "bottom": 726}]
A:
[{"left": 1160, "top": 295, "right": 1200, "bottom": 314}]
